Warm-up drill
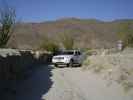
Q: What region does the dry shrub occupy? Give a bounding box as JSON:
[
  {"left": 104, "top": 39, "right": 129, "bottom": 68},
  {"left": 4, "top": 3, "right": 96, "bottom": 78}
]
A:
[
  {"left": 82, "top": 51, "right": 133, "bottom": 92},
  {"left": 40, "top": 36, "right": 59, "bottom": 53}
]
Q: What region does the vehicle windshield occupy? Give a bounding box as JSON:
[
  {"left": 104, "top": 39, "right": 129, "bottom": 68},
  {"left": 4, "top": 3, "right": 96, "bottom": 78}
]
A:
[{"left": 58, "top": 51, "right": 74, "bottom": 55}]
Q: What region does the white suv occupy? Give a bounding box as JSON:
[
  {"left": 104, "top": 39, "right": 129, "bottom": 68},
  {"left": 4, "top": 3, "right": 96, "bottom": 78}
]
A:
[{"left": 52, "top": 50, "right": 83, "bottom": 67}]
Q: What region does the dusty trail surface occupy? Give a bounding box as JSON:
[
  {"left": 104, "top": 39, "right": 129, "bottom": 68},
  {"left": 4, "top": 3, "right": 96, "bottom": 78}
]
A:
[{"left": 3, "top": 65, "right": 133, "bottom": 100}]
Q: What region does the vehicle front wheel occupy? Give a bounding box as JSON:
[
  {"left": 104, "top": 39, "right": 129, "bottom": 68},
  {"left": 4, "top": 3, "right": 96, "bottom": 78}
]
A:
[
  {"left": 54, "top": 64, "right": 58, "bottom": 67},
  {"left": 68, "top": 59, "right": 74, "bottom": 67},
  {"left": 77, "top": 63, "right": 82, "bottom": 67}
]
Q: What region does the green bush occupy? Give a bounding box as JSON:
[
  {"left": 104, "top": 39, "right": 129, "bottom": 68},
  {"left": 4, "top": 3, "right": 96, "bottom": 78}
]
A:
[
  {"left": 40, "top": 36, "right": 59, "bottom": 52},
  {"left": 117, "top": 22, "right": 133, "bottom": 47},
  {"left": 60, "top": 32, "right": 74, "bottom": 50}
]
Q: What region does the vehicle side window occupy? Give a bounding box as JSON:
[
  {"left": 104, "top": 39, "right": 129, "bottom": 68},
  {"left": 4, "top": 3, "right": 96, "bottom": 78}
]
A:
[
  {"left": 77, "top": 51, "right": 81, "bottom": 55},
  {"left": 74, "top": 51, "right": 77, "bottom": 55},
  {"left": 75, "top": 51, "right": 81, "bottom": 55}
]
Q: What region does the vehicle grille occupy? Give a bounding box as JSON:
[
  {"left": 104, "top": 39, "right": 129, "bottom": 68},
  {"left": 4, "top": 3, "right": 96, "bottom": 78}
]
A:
[{"left": 54, "top": 57, "right": 64, "bottom": 60}]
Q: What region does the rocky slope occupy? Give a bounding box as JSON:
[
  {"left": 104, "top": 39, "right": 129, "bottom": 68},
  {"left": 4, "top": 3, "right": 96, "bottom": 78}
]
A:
[{"left": 8, "top": 18, "right": 133, "bottom": 49}]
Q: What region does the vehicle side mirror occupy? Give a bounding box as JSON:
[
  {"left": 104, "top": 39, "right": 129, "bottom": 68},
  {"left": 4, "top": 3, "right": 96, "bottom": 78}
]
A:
[{"left": 74, "top": 53, "right": 77, "bottom": 56}]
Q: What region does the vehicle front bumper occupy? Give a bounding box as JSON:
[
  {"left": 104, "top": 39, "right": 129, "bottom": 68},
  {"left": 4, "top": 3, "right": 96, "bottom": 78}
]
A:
[{"left": 52, "top": 59, "right": 69, "bottom": 65}]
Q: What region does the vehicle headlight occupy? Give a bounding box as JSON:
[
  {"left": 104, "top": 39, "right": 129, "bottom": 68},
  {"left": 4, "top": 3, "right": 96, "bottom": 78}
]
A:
[{"left": 64, "top": 57, "right": 70, "bottom": 63}]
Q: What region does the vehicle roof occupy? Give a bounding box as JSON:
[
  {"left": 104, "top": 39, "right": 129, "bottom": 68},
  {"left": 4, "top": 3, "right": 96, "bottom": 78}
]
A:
[
  {"left": 62, "top": 50, "right": 80, "bottom": 52},
  {"left": 60, "top": 50, "right": 80, "bottom": 53}
]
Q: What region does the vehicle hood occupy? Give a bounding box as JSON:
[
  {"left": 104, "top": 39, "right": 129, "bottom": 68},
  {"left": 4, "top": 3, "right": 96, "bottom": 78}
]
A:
[{"left": 53, "top": 55, "right": 73, "bottom": 59}]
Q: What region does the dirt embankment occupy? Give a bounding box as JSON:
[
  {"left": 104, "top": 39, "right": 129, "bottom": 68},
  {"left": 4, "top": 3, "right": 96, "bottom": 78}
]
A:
[{"left": 83, "top": 48, "right": 133, "bottom": 92}]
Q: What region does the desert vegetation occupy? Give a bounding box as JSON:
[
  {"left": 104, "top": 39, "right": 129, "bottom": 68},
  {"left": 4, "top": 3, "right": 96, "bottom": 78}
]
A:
[
  {"left": 117, "top": 22, "right": 133, "bottom": 48},
  {"left": 8, "top": 18, "right": 133, "bottom": 50},
  {"left": 59, "top": 31, "right": 74, "bottom": 50},
  {"left": 40, "top": 35, "right": 59, "bottom": 53},
  {"left": 0, "top": 7, "right": 16, "bottom": 48},
  {"left": 82, "top": 48, "right": 133, "bottom": 92},
  {"left": 39, "top": 30, "right": 75, "bottom": 52}
]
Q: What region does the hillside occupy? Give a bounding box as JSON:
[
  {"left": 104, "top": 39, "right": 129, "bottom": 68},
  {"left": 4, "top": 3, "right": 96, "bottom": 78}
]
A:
[{"left": 8, "top": 18, "right": 133, "bottom": 49}]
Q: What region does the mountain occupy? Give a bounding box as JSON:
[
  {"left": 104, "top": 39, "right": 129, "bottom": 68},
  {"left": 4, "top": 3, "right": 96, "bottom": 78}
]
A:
[{"left": 8, "top": 18, "right": 133, "bottom": 50}]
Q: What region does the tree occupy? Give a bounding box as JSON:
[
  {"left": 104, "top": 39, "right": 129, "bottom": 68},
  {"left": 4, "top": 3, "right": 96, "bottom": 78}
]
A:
[
  {"left": 40, "top": 35, "right": 59, "bottom": 53},
  {"left": 0, "top": 7, "right": 16, "bottom": 48},
  {"left": 60, "top": 32, "right": 74, "bottom": 50},
  {"left": 117, "top": 22, "right": 133, "bottom": 47}
]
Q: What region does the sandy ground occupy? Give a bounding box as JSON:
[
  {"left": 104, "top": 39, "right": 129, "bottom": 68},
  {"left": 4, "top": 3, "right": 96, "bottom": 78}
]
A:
[{"left": 3, "top": 65, "right": 133, "bottom": 100}]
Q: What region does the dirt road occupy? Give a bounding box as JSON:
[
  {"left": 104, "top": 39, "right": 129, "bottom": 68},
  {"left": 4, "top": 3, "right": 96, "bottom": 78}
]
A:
[{"left": 3, "top": 65, "right": 133, "bottom": 100}]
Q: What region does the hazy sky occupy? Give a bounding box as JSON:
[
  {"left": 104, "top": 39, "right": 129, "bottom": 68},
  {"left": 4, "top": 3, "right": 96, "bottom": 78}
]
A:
[{"left": 0, "top": 0, "right": 133, "bottom": 22}]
